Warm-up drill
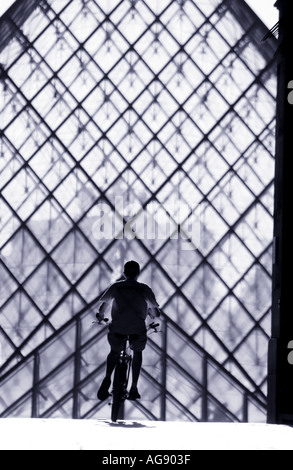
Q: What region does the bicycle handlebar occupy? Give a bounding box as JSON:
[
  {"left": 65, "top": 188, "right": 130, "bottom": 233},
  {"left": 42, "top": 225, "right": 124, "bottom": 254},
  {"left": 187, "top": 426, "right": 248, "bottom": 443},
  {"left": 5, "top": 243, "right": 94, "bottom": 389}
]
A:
[
  {"left": 149, "top": 322, "right": 160, "bottom": 329},
  {"left": 92, "top": 319, "right": 160, "bottom": 333},
  {"left": 147, "top": 322, "right": 160, "bottom": 333},
  {"left": 92, "top": 318, "right": 109, "bottom": 325}
]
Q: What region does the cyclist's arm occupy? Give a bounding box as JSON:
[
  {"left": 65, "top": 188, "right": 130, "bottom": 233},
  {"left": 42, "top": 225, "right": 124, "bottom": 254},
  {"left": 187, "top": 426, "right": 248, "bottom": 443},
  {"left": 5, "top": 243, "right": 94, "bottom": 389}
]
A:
[
  {"left": 144, "top": 285, "right": 160, "bottom": 318},
  {"left": 96, "top": 302, "right": 108, "bottom": 321},
  {"left": 148, "top": 307, "right": 161, "bottom": 319},
  {"left": 96, "top": 284, "right": 115, "bottom": 320}
]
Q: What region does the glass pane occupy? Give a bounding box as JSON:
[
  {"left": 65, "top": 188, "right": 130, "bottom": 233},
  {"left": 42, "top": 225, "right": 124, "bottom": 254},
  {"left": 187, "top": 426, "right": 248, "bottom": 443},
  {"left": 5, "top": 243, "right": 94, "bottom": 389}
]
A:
[{"left": 0, "top": 0, "right": 276, "bottom": 422}]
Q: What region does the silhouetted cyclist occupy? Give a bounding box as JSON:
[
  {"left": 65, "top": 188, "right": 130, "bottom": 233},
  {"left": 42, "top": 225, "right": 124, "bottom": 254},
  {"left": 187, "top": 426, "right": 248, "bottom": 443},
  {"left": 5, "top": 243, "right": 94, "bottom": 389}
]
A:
[{"left": 96, "top": 260, "right": 161, "bottom": 401}]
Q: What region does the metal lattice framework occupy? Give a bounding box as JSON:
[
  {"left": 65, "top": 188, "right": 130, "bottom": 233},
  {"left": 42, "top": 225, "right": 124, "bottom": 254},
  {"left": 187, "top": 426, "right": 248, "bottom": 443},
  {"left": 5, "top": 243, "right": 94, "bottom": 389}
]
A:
[{"left": 0, "top": 0, "right": 277, "bottom": 421}]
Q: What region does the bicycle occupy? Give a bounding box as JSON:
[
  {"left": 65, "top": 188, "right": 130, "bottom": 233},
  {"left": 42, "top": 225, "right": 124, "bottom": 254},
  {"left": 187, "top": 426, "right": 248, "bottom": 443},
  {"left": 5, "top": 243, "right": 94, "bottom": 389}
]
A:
[{"left": 93, "top": 319, "right": 160, "bottom": 422}]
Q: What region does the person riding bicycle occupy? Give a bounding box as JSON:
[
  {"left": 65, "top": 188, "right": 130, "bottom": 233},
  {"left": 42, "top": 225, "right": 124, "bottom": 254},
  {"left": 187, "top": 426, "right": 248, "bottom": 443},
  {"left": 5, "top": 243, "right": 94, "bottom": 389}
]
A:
[{"left": 96, "top": 260, "right": 161, "bottom": 401}]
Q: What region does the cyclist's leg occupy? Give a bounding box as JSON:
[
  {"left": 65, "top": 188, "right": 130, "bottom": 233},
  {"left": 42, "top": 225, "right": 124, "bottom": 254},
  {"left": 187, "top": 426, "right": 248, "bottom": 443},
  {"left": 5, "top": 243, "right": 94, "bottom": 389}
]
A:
[
  {"left": 128, "top": 331, "right": 147, "bottom": 400},
  {"left": 132, "top": 351, "right": 142, "bottom": 388},
  {"left": 97, "top": 331, "right": 123, "bottom": 400},
  {"left": 105, "top": 350, "right": 120, "bottom": 378},
  {"left": 106, "top": 330, "right": 124, "bottom": 377}
]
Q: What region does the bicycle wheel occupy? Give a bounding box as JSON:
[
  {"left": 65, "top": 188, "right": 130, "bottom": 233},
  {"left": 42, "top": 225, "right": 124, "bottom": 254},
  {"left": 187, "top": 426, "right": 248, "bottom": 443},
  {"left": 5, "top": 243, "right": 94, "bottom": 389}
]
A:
[{"left": 111, "top": 360, "right": 128, "bottom": 422}]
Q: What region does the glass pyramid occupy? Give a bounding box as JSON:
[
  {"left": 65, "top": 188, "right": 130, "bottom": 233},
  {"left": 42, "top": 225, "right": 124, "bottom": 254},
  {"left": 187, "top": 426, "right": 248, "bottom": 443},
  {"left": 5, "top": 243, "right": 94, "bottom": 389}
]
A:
[{"left": 0, "top": 0, "right": 277, "bottom": 421}]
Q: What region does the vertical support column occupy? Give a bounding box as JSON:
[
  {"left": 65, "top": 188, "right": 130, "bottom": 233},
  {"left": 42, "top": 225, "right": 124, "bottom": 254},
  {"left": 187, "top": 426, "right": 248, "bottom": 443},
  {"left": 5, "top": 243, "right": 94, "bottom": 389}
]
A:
[
  {"left": 73, "top": 317, "right": 81, "bottom": 419},
  {"left": 268, "top": 0, "right": 293, "bottom": 425},
  {"left": 32, "top": 352, "right": 40, "bottom": 418},
  {"left": 201, "top": 356, "right": 208, "bottom": 422},
  {"left": 243, "top": 393, "right": 248, "bottom": 423},
  {"left": 160, "top": 318, "right": 167, "bottom": 421}
]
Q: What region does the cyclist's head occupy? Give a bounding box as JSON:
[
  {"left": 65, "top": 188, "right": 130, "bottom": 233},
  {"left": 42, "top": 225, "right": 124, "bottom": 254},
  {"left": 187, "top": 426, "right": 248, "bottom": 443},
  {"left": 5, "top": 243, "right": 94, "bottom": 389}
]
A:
[{"left": 123, "top": 260, "right": 140, "bottom": 279}]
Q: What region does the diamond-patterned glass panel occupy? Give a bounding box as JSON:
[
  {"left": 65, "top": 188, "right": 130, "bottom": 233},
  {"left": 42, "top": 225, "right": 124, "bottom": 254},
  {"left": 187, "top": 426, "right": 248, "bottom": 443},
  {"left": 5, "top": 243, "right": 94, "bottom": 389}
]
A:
[{"left": 0, "top": 0, "right": 277, "bottom": 421}]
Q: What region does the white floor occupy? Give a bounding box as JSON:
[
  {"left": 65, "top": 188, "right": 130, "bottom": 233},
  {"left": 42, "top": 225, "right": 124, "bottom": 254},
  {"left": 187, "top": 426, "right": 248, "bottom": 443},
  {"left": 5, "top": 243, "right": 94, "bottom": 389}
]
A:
[{"left": 0, "top": 418, "right": 293, "bottom": 450}]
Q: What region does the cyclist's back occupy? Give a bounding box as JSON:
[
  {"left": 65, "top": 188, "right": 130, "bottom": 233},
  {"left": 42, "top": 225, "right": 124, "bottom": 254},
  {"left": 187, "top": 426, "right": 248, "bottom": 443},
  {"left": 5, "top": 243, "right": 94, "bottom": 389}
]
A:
[{"left": 100, "top": 278, "right": 158, "bottom": 334}]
